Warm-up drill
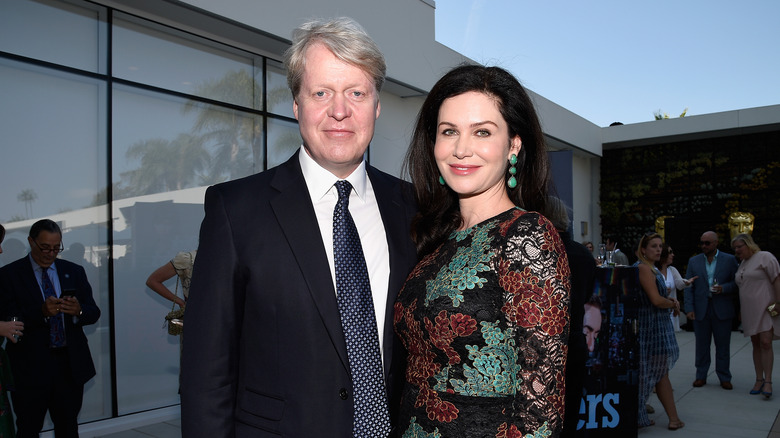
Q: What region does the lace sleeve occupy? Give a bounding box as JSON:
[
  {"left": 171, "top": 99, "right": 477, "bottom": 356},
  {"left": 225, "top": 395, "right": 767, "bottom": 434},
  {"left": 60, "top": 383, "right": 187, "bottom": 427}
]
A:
[{"left": 497, "top": 211, "right": 570, "bottom": 436}]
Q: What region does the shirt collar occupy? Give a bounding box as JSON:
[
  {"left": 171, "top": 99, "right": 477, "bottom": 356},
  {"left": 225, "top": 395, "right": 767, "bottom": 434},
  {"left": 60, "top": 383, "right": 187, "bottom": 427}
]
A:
[
  {"left": 28, "top": 253, "right": 56, "bottom": 274},
  {"left": 298, "top": 146, "right": 368, "bottom": 202}
]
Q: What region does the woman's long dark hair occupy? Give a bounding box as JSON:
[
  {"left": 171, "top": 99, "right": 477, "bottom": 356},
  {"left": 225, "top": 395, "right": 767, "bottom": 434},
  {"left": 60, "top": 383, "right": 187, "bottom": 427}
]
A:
[{"left": 403, "top": 65, "right": 551, "bottom": 256}]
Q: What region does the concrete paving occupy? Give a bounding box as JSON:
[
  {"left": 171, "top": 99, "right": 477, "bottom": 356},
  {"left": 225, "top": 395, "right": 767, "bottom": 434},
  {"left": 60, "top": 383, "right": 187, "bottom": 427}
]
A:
[{"left": 91, "top": 330, "right": 780, "bottom": 438}]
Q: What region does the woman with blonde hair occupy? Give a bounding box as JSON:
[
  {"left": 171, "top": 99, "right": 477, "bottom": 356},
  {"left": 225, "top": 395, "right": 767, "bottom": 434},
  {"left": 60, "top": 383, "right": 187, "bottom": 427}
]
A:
[
  {"left": 732, "top": 233, "right": 780, "bottom": 398},
  {"left": 634, "top": 232, "right": 684, "bottom": 429}
]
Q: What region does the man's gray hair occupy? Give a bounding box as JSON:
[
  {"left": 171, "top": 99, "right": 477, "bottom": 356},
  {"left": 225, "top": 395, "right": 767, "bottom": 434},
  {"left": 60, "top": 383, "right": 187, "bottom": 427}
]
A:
[{"left": 284, "top": 17, "right": 386, "bottom": 99}]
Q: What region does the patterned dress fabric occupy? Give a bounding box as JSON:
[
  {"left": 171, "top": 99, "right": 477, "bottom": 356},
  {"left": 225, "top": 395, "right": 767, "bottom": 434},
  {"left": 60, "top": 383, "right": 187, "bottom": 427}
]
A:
[
  {"left": 333, "top": 180, "right": 391, "bottom": 436},
  {"left": 735, "top": 251, "right": 780, "bottom": 338},
  {"left": 634, "top": 262, "right": 679, "bottom": 427},
  {"left": 171, "top": 250, "right": 196, "bottom": 300},
  {"left": 394, "top": 208, "right": 570, "bottom": 438}
]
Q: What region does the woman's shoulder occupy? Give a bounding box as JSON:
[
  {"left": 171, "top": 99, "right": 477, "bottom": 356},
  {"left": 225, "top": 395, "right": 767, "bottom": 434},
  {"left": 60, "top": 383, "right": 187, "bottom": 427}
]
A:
[{"left": 171, "top": 250, "right": 196, "bottom": 268}]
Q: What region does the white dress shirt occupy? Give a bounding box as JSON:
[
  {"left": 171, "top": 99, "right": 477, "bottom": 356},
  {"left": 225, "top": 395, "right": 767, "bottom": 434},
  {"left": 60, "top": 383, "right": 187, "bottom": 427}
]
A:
[{"left": 298, "top": 148, "right": 391, "bottom": 359}]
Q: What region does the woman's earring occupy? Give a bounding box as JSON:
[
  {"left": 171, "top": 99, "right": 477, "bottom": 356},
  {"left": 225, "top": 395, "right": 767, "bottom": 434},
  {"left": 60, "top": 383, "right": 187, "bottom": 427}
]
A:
[
  {"left": 507, "top": 154, "right": 518, "bottom": 189},
  {"left": 438, "top": 175, "right": 446, "bottom": 186}
]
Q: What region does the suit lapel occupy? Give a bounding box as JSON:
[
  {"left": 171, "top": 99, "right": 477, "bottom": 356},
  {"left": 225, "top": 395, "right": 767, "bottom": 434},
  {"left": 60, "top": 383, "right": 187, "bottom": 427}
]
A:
[{"left": 269, "top": 154, "right": 350, "bottom": 372}]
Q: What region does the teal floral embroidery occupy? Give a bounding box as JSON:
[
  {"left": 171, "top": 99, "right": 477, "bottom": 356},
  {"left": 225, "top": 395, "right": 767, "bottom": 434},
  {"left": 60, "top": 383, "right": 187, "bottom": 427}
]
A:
[
  {"left": 425, "top": 222, "right": 495, "bottom": 307},
  {"left": 450, "top": 321, "right": 518, "bottom": 396},
  {"left": 432, "top": 365, "right": 449, "bottom": 392},
  {"left": 524, "top": 422, "right": 552, "bottom": 438},
  {"left": 402, "top": 417, "right": 442, "bottom": 438}
]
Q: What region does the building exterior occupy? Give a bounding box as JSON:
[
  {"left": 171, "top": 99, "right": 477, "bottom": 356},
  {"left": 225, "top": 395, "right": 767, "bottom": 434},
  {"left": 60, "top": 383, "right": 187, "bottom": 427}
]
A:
[{"left": 0, "top": 0, "right": 777, "bottom": 435}]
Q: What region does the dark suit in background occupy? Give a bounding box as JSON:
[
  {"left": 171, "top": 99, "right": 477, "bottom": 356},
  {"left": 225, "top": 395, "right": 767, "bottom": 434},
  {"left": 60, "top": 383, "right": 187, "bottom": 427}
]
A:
[
  {"left": 684, "top": 233, "right": 739, "bottom": 387},
  {"left": 0, "top": 256, "right": 100, "bottom": 438},
  {"left": 559, "top": 231, "right": 597, "bottom": 437}
]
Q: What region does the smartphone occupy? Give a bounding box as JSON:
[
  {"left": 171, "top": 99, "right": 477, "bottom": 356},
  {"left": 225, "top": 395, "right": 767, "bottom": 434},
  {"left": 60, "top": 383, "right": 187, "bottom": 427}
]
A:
[{"left": 62, "top": 289, "right": 77, "bottom": 298}]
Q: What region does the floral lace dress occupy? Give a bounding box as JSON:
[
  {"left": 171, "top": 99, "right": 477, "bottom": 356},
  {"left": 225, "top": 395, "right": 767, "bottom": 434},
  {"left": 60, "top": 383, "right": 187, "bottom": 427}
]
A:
[{"left": 394, "top": 208, "right": 570, "bottom": 438}]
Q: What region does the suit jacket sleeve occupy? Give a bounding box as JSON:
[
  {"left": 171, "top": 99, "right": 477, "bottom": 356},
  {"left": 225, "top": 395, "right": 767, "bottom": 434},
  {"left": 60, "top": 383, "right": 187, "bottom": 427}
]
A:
[
  {"left": 65, "top": 262, "right": 100, "bottom": 326},
  {"left": 181, "top": 185, "right": 242, "bottom": 438},
  {"left": 719, "top": 254, "right": 739, "bottom": 295}
]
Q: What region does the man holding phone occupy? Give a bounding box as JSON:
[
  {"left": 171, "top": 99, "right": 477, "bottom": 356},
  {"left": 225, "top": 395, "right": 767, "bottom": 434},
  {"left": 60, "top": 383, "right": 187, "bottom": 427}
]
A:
[{"left": 0, "top": 219, "right": 101, "bottom": 438}]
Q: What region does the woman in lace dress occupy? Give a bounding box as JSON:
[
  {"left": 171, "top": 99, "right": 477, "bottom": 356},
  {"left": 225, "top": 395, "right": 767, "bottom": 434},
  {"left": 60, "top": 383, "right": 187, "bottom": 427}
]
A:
[
  {"left": 634, "top": 233, "right": 684, "bottom": 430},
  {"left": 394, "top": 65, "right": 570, "bottom": 437}
]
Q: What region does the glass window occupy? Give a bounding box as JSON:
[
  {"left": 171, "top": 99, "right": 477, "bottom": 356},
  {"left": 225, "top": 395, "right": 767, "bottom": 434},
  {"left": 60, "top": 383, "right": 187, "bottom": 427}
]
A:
[
  {"left": 266, "top": 59, "right": 294, "bottom": 118},
  {"left": 1, "top": 0, "right": 293, "bottom": 424},
  {"left": 0, "top": 57, "right": 111, "bottom": 423},
  {"left": 0, "top": 0, "right": 106, "bottom": 73},
  {"left": 267, "top": 118, "right": 301, "bottom": 168},
  {"left": 112, "top": 84, "right": 263, "bottom": 413},
  {"left": 113, "top": 13, "right": 262, "bottom": 110}
]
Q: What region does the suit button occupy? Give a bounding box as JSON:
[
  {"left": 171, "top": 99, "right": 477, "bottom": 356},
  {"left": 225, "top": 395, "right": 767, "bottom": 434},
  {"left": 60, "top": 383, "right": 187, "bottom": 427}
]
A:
[{"left": 339, "top": 388, "right": 349, "bottom": 400}]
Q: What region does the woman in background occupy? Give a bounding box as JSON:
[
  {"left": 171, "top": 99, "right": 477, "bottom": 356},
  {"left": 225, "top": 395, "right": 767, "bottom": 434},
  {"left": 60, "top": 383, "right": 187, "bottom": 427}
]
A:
[
  {"left": 655, "top": 243, "right": 695, "bottom": 332},
  {"left": 732, "top": 233, "right": 780, "bottom": 399},
  {"left": 635, "top": 233, "right": 684, "bottom": 430},
  {"left": 395, "top": 65, "right": 569, "bottom": 437},
  {"left": 146, "top": 250, "right": 196, "bottom": 310}
]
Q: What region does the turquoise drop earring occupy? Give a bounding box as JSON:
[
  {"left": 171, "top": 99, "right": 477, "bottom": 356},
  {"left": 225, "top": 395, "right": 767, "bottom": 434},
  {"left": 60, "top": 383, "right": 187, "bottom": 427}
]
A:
[
  {"left": 438, "top": 175, "right": 446, "bottom": 186},
  {"left": 507, "top": 154, "right": 518, "bottom": 188}
]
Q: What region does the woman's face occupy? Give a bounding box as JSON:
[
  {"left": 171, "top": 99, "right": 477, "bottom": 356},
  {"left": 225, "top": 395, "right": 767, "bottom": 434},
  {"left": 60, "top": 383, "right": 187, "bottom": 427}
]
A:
[
  {"left": 732, "top": 239, "right": 751, "bottom": 260},
  {"left": 664, "top": 247, "right": 674, "bottom": 265},
  {"left": 434, "top": 91, "right": 521, "bottom": 201},
  {"left": 642, "top": 237, "right": 663, "bottom": 262}
]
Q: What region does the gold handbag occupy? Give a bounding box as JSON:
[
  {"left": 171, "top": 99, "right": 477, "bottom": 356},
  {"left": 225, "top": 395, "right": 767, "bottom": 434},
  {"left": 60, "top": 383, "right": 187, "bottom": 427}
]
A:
[{"left": 164, "top": 276, "right": 184, "bottom": 335}]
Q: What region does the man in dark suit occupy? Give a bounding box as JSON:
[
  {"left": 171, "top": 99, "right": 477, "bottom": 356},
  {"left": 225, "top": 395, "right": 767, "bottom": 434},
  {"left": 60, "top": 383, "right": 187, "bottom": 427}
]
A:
[
  {"left": 180, "top": 17, "right": 417, "bottom": 437},
  {"left": 684, "top": 230, "right": 739, "bottom": 390},
  {"left": 545, "top": 197, "right": 596, "bottom": 437},
  {"left": 0, "top": 219, "right": 101, "bottom": 438}
]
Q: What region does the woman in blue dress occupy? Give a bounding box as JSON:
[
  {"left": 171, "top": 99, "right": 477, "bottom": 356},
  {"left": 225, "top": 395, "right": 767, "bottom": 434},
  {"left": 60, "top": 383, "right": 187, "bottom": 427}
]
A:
[{"left": 634, "top": 232, "right": 684, "bottom": 430}]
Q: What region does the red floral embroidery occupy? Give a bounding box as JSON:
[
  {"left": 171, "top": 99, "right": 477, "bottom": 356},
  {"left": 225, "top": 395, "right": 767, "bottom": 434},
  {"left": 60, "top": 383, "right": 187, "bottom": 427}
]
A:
[
  {"left": 496, "top": 423, "right": 525, "bottom": 438},
  {"left": 426, "top": 398, "right": 459, "bottom": 422}
]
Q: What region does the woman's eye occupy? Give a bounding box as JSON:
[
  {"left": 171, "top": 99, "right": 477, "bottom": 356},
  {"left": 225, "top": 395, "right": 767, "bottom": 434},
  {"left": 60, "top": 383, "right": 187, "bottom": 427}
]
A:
[
  {"left": 441, "top": 128, "right": 457, "bottom": 136},
  {"left": 475, "top": 129, "right": 490, "bottom": 137}
]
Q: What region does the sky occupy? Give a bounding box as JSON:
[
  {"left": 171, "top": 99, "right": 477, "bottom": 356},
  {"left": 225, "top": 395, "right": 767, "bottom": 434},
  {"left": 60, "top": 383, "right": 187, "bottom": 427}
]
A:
[{"left": 435, "top": 0, "right": 780, "bottom": 127}]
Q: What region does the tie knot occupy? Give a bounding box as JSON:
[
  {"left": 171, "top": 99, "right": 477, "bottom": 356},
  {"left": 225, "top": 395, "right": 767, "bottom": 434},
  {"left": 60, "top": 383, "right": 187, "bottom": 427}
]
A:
[{"left": 335, "top": 180, "right": 352, "bottom": 202}]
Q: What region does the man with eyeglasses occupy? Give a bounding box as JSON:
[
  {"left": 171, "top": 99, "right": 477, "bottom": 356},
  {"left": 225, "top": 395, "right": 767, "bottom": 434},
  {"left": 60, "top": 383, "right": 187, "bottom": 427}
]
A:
[
  {"left": 0, "top": 219, "right": 101, "bottom": 438},
  {"left": 683, "top": 230, "right": 739, "bottom": 390}
]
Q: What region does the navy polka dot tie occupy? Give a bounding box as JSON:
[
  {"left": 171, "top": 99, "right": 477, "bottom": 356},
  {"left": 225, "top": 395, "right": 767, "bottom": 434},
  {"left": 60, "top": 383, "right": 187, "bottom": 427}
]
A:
[{"left": 333, "top": 180, "right": 391, "bottom": 437}]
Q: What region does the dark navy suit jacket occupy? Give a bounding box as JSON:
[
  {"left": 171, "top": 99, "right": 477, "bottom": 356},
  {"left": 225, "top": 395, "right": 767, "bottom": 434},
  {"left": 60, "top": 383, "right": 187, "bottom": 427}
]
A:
[
  {"left": 0, "top": 256, "right": 100, "bottom": 390},
  {"left": 684, "top": 251, "right": 739, "bottom": 320},
  {"left": 180, "top": 152, "right": 418, "bottom": 437}
]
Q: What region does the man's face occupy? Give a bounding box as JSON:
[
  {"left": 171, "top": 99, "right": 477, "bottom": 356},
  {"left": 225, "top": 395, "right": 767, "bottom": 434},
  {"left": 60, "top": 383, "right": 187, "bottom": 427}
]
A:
[
  {"left": 583, "top": 303, "right": 602, "bottom": 352},
  {"left": 699, "top": 232, "right": 718, "bottom": 257},
  {"left": 293, "top": 43, "right": 381, "bottom": 179},
  {"left": 28, "top": 230, "right": 62, "bottom": 268},
  {"left": 605, "top": 239, "right": 616, "bottom": 251}
]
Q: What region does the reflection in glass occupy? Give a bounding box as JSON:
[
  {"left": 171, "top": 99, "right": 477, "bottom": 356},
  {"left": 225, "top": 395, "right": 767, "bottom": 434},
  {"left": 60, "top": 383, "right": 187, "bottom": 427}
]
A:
[
  {"left": 0, "top": 0, "right": 107, "bottom": 74},
  {"left": 113, "top": 12, "right": 262, "bottom": 110},
  {"left": 0, "top": 58, "right": 111, "bottom": 424},
  {"left": 266, "top": 59, "right": 294, "bottom": 118},
  {"left": 268, "top": 118, "right": 302, "bottom": 168}
]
